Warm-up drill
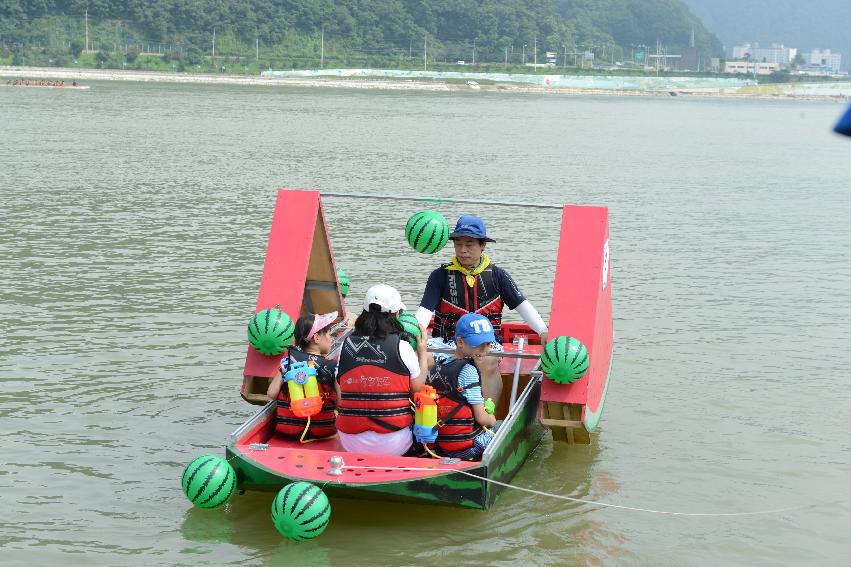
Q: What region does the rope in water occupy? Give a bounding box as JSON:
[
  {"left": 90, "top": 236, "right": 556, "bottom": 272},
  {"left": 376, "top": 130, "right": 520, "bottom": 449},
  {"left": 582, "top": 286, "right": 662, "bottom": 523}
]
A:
[{"left": 342, "top": 464, "right": 848, "bottom": 517}]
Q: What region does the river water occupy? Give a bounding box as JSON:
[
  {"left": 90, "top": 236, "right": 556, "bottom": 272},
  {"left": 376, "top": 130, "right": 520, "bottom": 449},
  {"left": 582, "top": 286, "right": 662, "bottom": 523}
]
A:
[{"left": 1, "top": 81, "right": 850, "bottom": 566}]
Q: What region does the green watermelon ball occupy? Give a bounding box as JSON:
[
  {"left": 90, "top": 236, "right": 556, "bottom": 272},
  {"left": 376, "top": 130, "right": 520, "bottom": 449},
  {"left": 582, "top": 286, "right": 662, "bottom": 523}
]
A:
[
  {"left": 271, "top": 482, "right": 331, "bottom": 541},
  {"left": 247, "top": 308, "right": 295, "bottom": 356},
  {"left": 336, "top": 268, "right": 350, "bottom": 298},
  {"left": 181, "top": 454, "right": 236, "bottom": 509},
  {"left": 405, "top": 210, "right": 449, "bottom": 254},
  {"left": 541, "top": 336, "right": 589, "bottom": 384},
  {"left": 398, "top": 311, "right": 421, "bottom": 350}
]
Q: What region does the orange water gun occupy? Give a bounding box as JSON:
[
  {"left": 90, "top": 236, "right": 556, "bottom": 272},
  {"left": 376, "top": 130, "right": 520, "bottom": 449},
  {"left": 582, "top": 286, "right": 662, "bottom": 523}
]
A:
[
  {"left": 284, "top": 360, "right": 323, "bottom": 418},
  {"left": 413, "top": 385, "right": 439, "bottom": 443}
]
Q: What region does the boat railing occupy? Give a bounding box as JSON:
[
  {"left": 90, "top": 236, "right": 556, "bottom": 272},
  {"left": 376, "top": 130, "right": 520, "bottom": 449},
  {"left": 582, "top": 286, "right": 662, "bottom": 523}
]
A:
[
  {"left": 327, "top": 322, "right": 541, "bottom": 360},
  {"left": 229, "top": 401, "right": 275, "bottom": 443},
  {"left": 425, "top": 347, "right": 540, "bottom": 360},
  {"left": 482, "top": 370, "right": 543, "bottom": 461}
]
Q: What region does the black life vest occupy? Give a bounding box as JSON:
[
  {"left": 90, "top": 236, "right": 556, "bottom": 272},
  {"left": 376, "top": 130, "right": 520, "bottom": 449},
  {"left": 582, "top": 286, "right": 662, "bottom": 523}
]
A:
[
  {"left": 275, "top": 348, "right": 338, "bottom": 439},
  {"left": 336, "top": 334, "right": 413, "bottom": 434},
  {"left": 433, "top": 264, "right": 504, "bottom": 342},
  {"left": 427, "top": 358, "right": 483, "bottom": 454}
]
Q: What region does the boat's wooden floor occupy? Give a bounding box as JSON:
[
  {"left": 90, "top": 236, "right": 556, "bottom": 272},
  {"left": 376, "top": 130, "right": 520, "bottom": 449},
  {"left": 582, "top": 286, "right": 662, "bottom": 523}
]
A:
[{"left": 234, "top": 413, "right": 477, "bottom": 484}]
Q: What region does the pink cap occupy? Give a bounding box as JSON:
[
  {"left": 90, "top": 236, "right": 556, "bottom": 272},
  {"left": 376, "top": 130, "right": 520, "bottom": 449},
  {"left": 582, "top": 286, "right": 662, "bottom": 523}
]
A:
[{"left": 307, "top": 311, "right": 338, "bottom": 340}]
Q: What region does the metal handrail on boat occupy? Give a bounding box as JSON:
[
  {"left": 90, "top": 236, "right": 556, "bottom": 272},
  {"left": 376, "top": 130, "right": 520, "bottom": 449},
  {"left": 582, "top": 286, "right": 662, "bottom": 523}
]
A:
[
  {"left": 509, "top": 337, "right": 525, "bottom": 410},
  {"left": 427, "top": 347, "right": 540, "bottom": 360},
  {"left": 482, "top": 370, "right": 543, "bottom": 461},
  {"left": 328, "top": 324, "right": 541, "bottom": 361},
  {"left": 229, "top": 401, "right": 275, "bottom": 443}
]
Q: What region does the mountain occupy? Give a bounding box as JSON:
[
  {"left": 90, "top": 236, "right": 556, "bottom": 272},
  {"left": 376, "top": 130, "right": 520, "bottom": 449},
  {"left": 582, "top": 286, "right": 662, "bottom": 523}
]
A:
[
  {"left": 0, "top": 0, "right": 722, "bottom": 65},
  {"left": 555, "top": 0, "right": 720, "bottom": 56},
  {"left": 681, "top": 0, "right": 850, "bottom": 68}
]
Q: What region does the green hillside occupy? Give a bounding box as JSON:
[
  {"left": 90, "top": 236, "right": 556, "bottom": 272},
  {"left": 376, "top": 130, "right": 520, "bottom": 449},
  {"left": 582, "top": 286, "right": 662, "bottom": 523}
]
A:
[{"left": 0, "top": 0, "right": 722, "bottom": 72}]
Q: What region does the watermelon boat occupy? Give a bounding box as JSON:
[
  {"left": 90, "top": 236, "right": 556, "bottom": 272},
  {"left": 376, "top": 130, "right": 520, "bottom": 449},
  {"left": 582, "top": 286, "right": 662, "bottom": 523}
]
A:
[{"left": 226, "top": 189, "right": 613, "bottom": 510}]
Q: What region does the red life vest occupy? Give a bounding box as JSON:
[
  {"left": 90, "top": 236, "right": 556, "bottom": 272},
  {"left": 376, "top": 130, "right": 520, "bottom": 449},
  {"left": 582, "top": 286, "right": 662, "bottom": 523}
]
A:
[
  {"left": 336, "top": 334, "right": 413, "bottom": 434},
  {"left": 427, "top": 358, "right": 483, "bottom": 454},
  {"left": 433, "top": 264, "right": 504, "bottom": 342},
  {"left": 275, "top": 348, "right": 338, "bottom": 439}
]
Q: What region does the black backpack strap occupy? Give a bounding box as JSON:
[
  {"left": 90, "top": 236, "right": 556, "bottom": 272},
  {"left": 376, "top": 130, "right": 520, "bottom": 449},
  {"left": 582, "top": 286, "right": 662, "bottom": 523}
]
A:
[{"left": 369, "top": 416, "right": 404, "bottom": 432}]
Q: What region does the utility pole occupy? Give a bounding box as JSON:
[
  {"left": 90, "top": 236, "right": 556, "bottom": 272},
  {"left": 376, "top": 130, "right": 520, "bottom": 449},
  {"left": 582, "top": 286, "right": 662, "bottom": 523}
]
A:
[
  {"left": 85, "top": 9, "right": 89, "bottom": 52},
  {"left": 424, "top": 33, "right": 427, "bottom": 71},
  {"left": 472, "top": 38, "right": 476, "bottom": 65},
  {"left": 320, "top": 25, "right": 324, "bottom": 69},
  {"left": 256, "top": 38, "right": 259, "bottom": 61},
  {"left": 563, "top": 44, "right": 566, "bottom": 70},
  {"left": 522, "top": 43, "right": 526, "bottom": 66},
  {"left": 533, "top": 35, "right": 537, "bottom": 70},
  {"left": 505, "top": 46, "right": 508, "bottom": 68},
  {"left": 212, "top": 26, "right": 216, "bottom": 59}
]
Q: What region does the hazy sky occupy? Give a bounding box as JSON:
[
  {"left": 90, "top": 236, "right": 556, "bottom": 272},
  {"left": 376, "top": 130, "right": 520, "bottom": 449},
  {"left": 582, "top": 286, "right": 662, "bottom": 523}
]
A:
[{"left": 681, "top": 0, "right": 849, "bottom": 65}]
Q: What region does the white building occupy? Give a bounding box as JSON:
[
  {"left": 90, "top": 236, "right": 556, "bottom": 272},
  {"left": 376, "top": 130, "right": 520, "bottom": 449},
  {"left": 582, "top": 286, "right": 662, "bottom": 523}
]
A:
[
  {"left": 804, "top": 49, "right": 841, "bottom": 73},
  {"left": 724, "top": 60, "right": 780, "bottom": 75},
  {"left": 731, "top": 43, "right": 797, "bottom": 67}
]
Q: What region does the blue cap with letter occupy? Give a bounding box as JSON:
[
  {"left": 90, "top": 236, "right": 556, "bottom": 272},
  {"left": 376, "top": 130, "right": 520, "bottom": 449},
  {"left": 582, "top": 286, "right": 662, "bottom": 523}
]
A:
[
  {"left": 455, "top": 313, "right": 496, "bottom": 347},
  {"left": 449, "top": 215, "right": 496, "bottom": 242}
]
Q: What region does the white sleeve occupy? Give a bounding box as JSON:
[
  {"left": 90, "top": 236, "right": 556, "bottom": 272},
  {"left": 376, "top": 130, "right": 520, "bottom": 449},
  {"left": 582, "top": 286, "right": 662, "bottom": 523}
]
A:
[
  {"left": 515, "top": 300, "right": 548, "bottom": 335},
  {"left": 415, "top": 306, "right": 434, "bottom": 329},
  {"left": 398, "top": 340, "right": 421, "bottom": 378}
]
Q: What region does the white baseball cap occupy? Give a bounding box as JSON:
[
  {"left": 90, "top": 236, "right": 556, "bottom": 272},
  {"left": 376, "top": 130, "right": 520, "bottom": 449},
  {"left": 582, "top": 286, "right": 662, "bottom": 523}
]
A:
[{"left": 363, "top": 284, "right": 406, "bottom": 313}]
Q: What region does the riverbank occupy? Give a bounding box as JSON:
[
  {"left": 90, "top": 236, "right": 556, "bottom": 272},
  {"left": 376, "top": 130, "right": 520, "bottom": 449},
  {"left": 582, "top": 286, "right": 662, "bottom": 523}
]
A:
[{"left": 2, "top": 65, "right": 850, "bottom": 101}]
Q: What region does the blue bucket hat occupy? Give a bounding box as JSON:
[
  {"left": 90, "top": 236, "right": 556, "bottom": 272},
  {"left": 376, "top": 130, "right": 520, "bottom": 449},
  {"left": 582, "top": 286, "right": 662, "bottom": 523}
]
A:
[
  {"left": 455, "top": 313, "right": 496, "bottom": 347},
  {"left": 449, "top": 215, "right": 496, "bottom": 242}
]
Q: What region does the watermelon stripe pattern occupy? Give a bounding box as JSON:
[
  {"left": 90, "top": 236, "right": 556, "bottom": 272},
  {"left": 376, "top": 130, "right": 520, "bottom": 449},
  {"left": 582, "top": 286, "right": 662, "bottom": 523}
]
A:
[
  {"left": 181, "top": 454, "right": 237, "bottom": 509},
  {"left": 247, "top": 308, "right": 295, "bottom": 356},
  {"left": 541, "top": 336, "right": 590, "bottom": 384},
  {"left": 336, "top": 268, "right": 350, "bottom": 298},
  {"left": 405, "top": 210, "right": 449, "bottom": 254},
  {"left": 271, "top": 482, "right": 331, "bottom": 541},
  {"left": 398, "top": 311, "right": 421, "bottom": 350}
]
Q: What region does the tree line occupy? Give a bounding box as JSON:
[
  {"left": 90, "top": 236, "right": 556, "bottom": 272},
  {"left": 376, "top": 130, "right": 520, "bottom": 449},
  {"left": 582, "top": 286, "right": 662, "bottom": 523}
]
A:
[{"left": 0, "top": 0, "right": 722, "bottom": 68}]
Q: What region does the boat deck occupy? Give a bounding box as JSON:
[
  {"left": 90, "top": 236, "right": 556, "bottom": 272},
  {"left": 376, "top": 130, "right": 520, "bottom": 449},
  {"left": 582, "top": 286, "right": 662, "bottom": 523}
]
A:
[{"left": 232, "top": 409, "right": 477, "bottom": 484}]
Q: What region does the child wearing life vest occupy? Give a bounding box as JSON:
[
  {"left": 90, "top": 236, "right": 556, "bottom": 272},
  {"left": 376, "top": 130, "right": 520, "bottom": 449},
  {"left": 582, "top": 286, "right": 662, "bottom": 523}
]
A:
[
  {"left": 267, "top": 312, "right": 339, "bottom": 441},
  {"left": 414, "top": 215, "right": 549, "bottom": 409},
  {"left": 336, "top": 284, "right": 429, "bottom": 456},
  {"left": 425, "top": 313, "right": 498, "bottom": 460}
]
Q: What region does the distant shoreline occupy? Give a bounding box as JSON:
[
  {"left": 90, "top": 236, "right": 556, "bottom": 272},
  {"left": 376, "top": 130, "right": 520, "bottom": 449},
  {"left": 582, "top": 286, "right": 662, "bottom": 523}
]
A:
[{"left": 2, "top": 65, "right": 849, "bottom": 102}]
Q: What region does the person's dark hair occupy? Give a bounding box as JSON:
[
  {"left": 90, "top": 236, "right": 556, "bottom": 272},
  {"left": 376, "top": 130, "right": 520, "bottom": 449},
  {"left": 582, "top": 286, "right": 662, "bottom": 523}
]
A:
[
  {"left": 293, "top": 314, "right": 316, "bottom": 350},
  {"left": 355, "top": 304, "right": 404, "bottom": 339}
]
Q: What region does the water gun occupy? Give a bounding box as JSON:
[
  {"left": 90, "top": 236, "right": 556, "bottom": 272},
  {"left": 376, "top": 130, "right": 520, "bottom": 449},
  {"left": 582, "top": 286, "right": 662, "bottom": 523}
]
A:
[
  {"left": 484, "top": 398, "right": 495, "bottom": 415},
  {"left": 413, "top": 385, "right": 439, "bottom": 443},
  {"left": 284, "top": 360, "right": 322, "bottom": 418}
]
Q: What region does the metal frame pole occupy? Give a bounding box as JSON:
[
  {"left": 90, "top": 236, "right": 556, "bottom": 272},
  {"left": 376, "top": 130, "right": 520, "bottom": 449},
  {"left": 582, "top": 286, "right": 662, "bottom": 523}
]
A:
[
  {"left": 508, "top": 336, "right": 525, "bottom": 410},
  {"left": 319, "top": 191, "right": 564, "bottom": 210}
]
